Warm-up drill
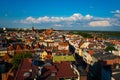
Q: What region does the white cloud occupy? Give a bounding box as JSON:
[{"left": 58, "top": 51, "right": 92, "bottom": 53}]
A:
[
  {"left": 19, "top": 13, "right": 120, "bottom": 28},
  {"left": 20, "top": 16, "right": 36, "bottom": 24},
  {"left": 20, "top": 13, "right": 92, "bottom": 24},
  {"left": 69, "top": 13, "right": 83, "bottom": 21},
  {"left": 109, "top": 18, "right": 120, "bottom": 26},
  {"left": 89, "top": 20, "right": 110, "bottom": 27},
  {"left": 85, "top": 14, "right": 93, "bottom": 20},
  {"left": 37, "top": 16, "right": 49, "bottom": 22}
]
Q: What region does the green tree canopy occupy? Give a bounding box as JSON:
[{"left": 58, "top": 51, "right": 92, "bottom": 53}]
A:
[
  {"left": 12, "top": 52, "right": 32, "bottom": 70},
  {"left": 105, "top": 46, "right": 115, "bottom": 52}
]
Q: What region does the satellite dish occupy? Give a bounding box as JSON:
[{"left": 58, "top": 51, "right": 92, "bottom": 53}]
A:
[{"left": 38, "top": 70, "right": 41, "bottom": 76}]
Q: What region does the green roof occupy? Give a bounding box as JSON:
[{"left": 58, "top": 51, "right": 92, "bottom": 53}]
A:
[{"left": 53, "top": 55, "right": 75, "bottom": 62}]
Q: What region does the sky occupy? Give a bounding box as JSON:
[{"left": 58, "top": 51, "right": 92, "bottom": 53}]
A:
[{"left": 0, "top": 0, "right": 120, "bottom": 31}]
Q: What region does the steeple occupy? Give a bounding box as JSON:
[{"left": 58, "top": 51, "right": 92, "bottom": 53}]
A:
[{"left": 32, "top": 26, "right": 34, "bottom": 33}]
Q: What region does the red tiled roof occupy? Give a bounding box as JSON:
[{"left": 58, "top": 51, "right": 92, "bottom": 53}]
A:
[
  {"left": 23, "top": 45, "right": 29, "bottom": 50},
  {"left": 15, "top": 60, "right": 77, "bottom": 80},
  {"left": 44, "top": 28, "right": 53, "bottom": 35},
  {"left": 56, "top": 62, "right": 77, "bottom": 78},
  {"left": 35, "top": 43, "right": 40, "bottom": 48},
  {"left": 45, "top": 55, "right": 53, "bottom": 59},
  {"left": 105, "top": 58, "right": 120, "bottom": 65},
  {"left": 16, "top": 45, "right": 23, "bottom": 54},
  {"left": 59, "top": 42, "right": 69, "bottom": 46},
  {"left": 89, "top": 50, "right": 94, "bottom": 55},
  {"left": 42, "top": 61, "right": 77, "bottom": 79},
  {"left": 87, "top": 38, "right": 94, "bottom": 42},
  {"left": 14, "top": 58, "right": 37, "bottom": 80},
  {"left": 3, "top": 53, "right": 10, "bottom": 61},
  {"left": 8, "top": 45, "right": 14, "bottom": 50},
  {"left": 45, "top": 66, "right": 57, "bottom": 73},
  {"left": 79, "top": 42, "right": 84, "bottom": 48}
]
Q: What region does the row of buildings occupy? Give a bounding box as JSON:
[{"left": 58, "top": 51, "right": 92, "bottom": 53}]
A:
[{"left": 0, "top": 27, "right": 120, "bottom": 80}]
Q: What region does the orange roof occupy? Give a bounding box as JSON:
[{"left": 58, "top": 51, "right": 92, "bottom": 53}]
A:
[
  {"left": 46, "top": 55, "right": 53, "bottom": 59},
  {"left": 27, "top": 38, "right": 33, "bottom": 43},
  {"left": 106, "top": 60, "right": 114, "bottom": 65},
  {"left": 89, "top": 50, "right": 94, "bottom": 55},
  {"left": 35, "top": 43, "right": 40, "bottom": 48},
  {"left": 16, "top": 45, "right": 23, "bottom": 54},
  {"left": 3, "top": 53, "right": 10, "bottom": 60},
  {"left": 59, "top": 42, "right": 69, "bottom": 46},
  {"left": 61, "top": 50, "right": 69, "bottom": 54},
  {"left": 79, "top": 42, "right": 84, "bottom": 48},
  {"left": 23, "top": 45, "right": 28, "bottom": 50},
  {"left": 44, "top": 28, "right": 53, "bottom": 35},
  {"left": 8, "top": 45, "right": 14, "bottom": 50}
]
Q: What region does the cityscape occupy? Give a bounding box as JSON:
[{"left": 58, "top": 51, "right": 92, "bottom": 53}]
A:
[
  {"left": 0, "top": 27, "right": 120, "bottom": 80},
  {"left": 0, "top": 0, "right": 120, "bottom": 80}
]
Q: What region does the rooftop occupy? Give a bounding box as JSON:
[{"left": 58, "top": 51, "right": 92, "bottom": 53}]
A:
[
  {"left": 92, "top": 52, "right": 119, "bottom": 61},
  {"left": 41, "top": 61, "right": 78, "bottom": 79},
  {"left": 14, "top": 58, "right": 77, "bottom": 80},
  {"left": 14, "top": 58, "right": 37, "bottom": 80}
]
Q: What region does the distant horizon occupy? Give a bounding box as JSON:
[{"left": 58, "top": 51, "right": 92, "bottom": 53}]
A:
[
  {"left": 1, "top": 27, "right": 120, "bottom": 32},
  {"left": 0, "top": 0, "right": 120, "bottom": 31}
]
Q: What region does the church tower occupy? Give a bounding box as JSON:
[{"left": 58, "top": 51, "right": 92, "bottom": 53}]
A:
[{"left": 32, "top": 26, "right": 34, "bottom": 33}]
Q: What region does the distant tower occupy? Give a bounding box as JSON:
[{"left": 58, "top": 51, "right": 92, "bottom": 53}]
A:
[
  {"left": 32, "top": 26, "right": 34, "bottom": 33},
  {"left": 94, "top": 34, "right": 97, "bottom": 40}
]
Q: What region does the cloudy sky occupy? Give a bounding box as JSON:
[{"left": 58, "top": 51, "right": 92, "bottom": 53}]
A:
[{"left": 0, "top": 0, "right": 120, "bottom": 31}]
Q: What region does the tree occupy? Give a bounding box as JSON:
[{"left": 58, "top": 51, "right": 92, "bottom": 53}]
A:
[
  {"left": 12, "top": 52, "right": 32, "bottom": 70},
  {"left": 105, "top": 46, "right": 115, "bottom": 52}
]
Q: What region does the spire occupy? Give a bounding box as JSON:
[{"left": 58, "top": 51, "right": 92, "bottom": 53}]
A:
[{"left": 32, "top": 26, "right": 34, "bottom": 33}]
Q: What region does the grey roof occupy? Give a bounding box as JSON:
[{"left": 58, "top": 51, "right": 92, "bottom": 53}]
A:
[
  {"left": 112, "top": 73, "right": 120, "bottom": 80},
  {"left": 92, "top": 52, "right": 119, "bottom": 60},
  {"left": 0, "top": 47, "right": 7, "bottom": 51},
  {"left": 78, "top": 66, "right": 87, "bottom": 76},
  {"left": 43, "top": 63, "right": 52, "bottom": 67}
]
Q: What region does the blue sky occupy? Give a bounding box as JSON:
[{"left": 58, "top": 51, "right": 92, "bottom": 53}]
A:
[{"left": 0, "top": 0, "right": 120, "bottom": 31}]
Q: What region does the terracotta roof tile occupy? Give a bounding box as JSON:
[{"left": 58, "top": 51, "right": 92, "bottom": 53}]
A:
[
  {"left": 35, "top": 43, "right": 40, "bottom": 48},
  {"left": 41, "top": 61, "right": 77, "bottom": 79},
  {"left": 3, "top": 53, "right": 10, "bottom": 60},
  {"left": 8, "top": 45, "right": 14, "bottom": 50},
  {"left": 16, "top": 45, "right": 23, "bottom": 54},
  {"left": 89, "top": 50, "right": 94, "bottom": 55},
  {"left": 14, "top": 59, "right": 37, "bottom": 80},
  {"left": 56, "top": 62, "right": 77, "bottom": 78},
  {"left": 59, "top": 42, "right": 69, "bottom": 46}
]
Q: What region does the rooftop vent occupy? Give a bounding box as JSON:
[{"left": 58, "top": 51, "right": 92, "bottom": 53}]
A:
[
  {"left": 29, "top": 69, "right": 32, "bottom": 72},
  {"left": 51, "top": 73, "right": 56, "bottom": 76},
  {"left": 116, "top": 64, "right": 120, "bottom": 69},
  {"left": 23, "top": 72, "right": 31, "bottom": 77}
]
